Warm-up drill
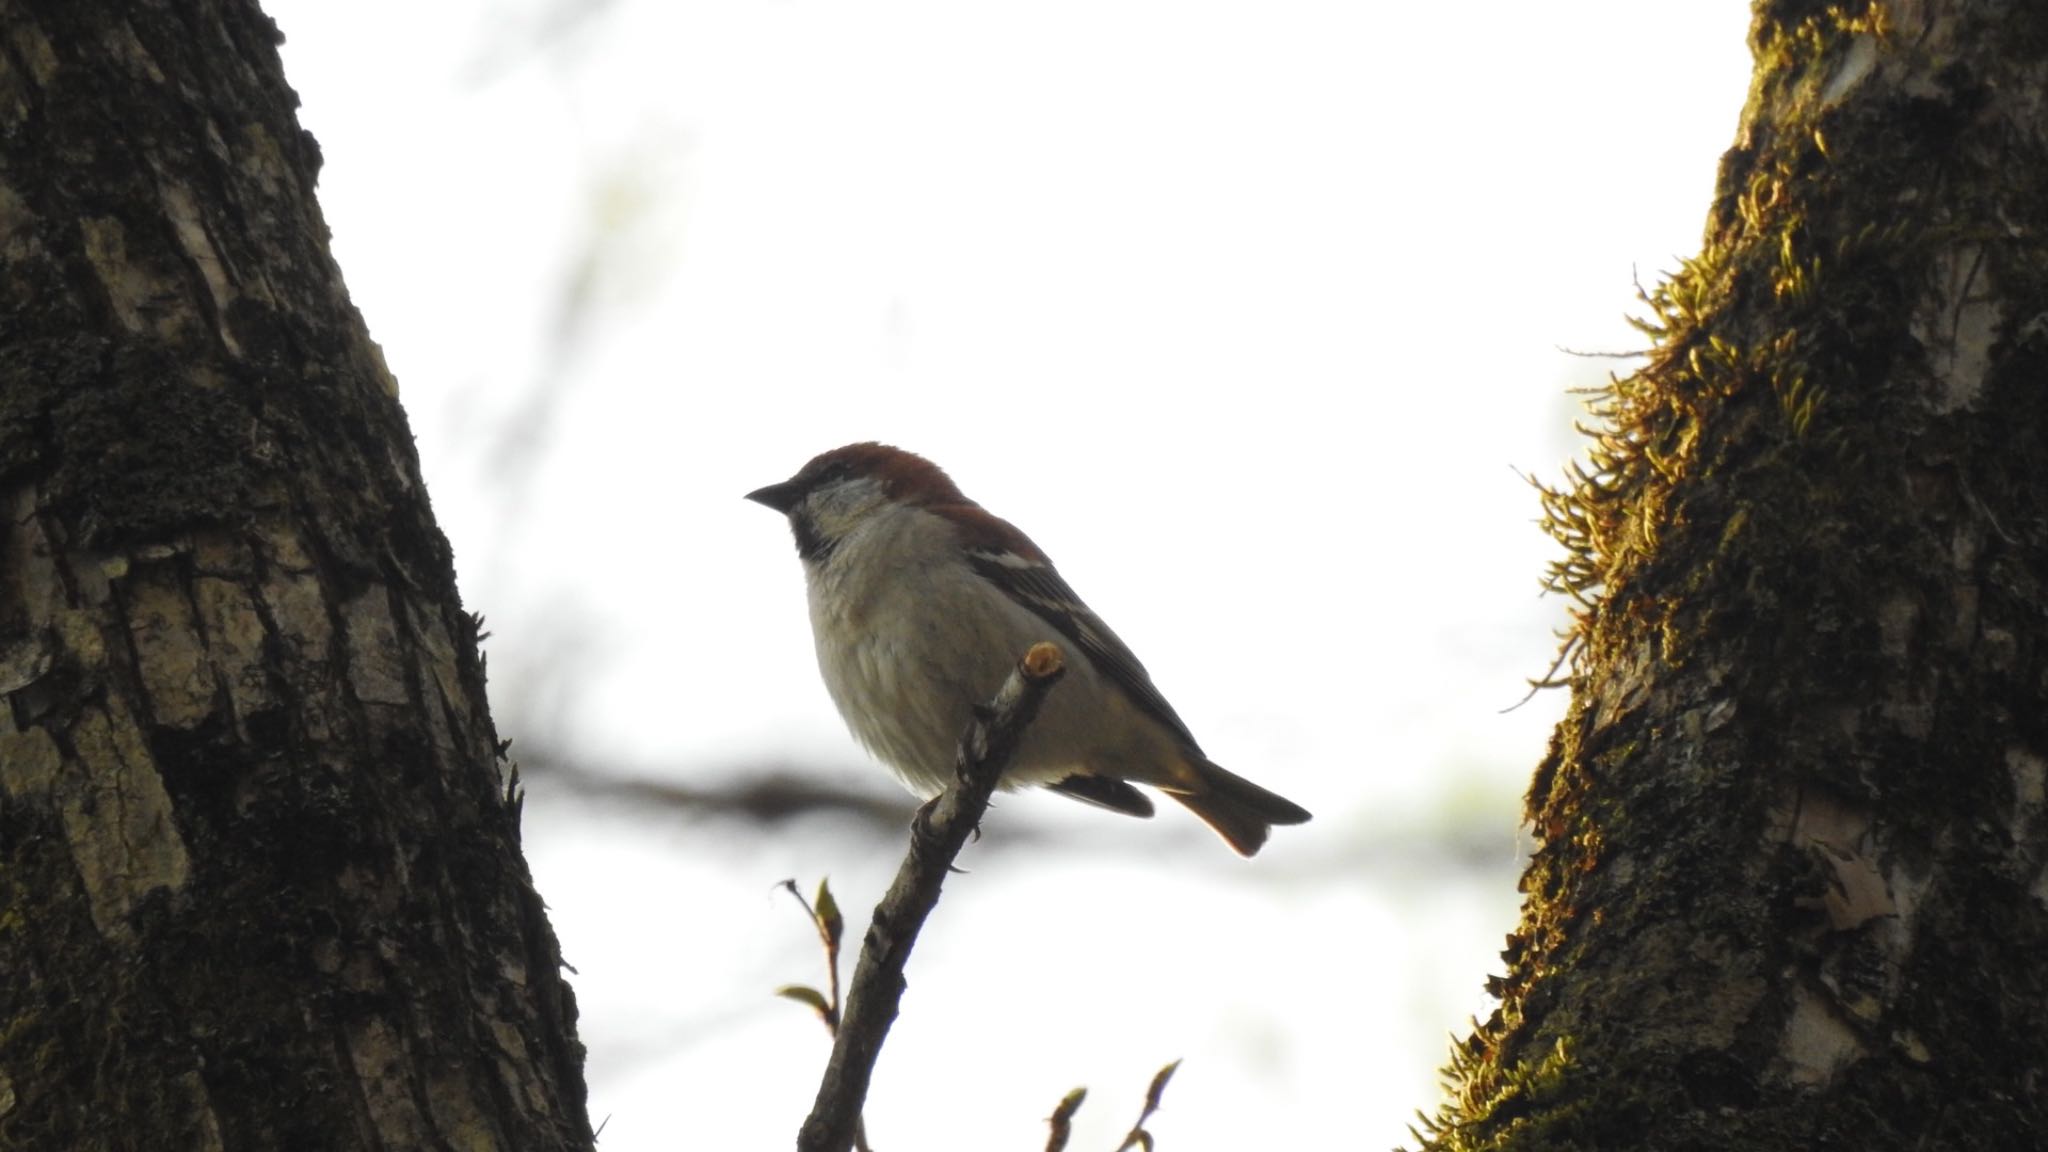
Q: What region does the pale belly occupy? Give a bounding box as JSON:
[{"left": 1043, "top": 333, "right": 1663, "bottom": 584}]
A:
[{"left": 808, "top": 549, "right": 1179, "bottom": 797}]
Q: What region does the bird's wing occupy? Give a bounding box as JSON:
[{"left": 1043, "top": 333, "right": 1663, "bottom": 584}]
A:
[
  {"left": 961, "top": 538, "right": 1204, "bottom": 752},
  {"left": 1046, "top": 773, "right": 1158, "bottom": 816}
]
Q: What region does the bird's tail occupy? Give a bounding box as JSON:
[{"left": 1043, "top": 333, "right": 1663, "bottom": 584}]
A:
[{"left": 1168, "top": 758, "right": 1311, "bottom": 857}]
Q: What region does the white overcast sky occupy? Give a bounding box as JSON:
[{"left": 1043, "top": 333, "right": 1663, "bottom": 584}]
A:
[{"left": 265, "top": 2, "right": 1753, "bottom": 1148}]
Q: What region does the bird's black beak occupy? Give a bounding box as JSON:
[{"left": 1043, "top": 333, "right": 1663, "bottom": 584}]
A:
[{"left": 745, "top": 479, "right": 804, "bottom": 514}]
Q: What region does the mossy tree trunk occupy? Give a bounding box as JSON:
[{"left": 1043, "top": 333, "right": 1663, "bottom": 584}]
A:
[
  {"left": 1423, "top": 2, "right": 2048, "bottom": 1149},
  {"left": 0, "top": 3, "right": 592, "bottom": 1149}
]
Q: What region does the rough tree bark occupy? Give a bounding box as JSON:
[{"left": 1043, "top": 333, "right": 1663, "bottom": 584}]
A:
[
  {"left": 1422, "top": 2, "right": 2048, "bottom": 1150},
  {"left": 0, "top": 3, "right": 592, "bottom": 1150}
]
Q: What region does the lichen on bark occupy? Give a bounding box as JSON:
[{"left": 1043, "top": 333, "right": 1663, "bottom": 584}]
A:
[{"left": 0, "top": 3, "right": 591, "bottom": 1149}]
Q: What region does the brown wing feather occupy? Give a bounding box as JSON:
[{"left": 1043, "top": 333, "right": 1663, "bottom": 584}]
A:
[{"left": 960, "top": 538, "right": 1203, "bottom": 752}]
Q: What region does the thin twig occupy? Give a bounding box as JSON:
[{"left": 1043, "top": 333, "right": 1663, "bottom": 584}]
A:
[
  {"left": 777, "top": 879, "right": 870, "bottom": 1152},
  {"left": 777, "top": 879, "right": 847, "bottom": 1030},
  {"left": 1044, "top": 1087, "right": 1087, "bottom": 1152},
  {"left": 1112, "top": 1060, "right": 1182, "bottom": 1152},
  {"left": 796, "top": 643, "right": 1068, "bottom": 1152}
]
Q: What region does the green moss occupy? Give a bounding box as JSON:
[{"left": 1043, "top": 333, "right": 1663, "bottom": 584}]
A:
[
  {"left": 1535, "top": 2, "right": 1926, "bottom": 677},
  {"left": 1419, "top": 1037, "right": 1584, "bottom": 1151},
  {"left": 1425, "top": 4, "right": 2048, "bottom": 1150}
]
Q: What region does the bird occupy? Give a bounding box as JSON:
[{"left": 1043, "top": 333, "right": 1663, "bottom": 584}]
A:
[{"left": 746, "top": 442, "right": 1311, "bottom": 856}]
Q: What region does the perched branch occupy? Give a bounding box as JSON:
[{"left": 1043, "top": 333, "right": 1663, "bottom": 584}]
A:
[{"left": 797, "top": 642, "right": 1068, "bottom": 1152}]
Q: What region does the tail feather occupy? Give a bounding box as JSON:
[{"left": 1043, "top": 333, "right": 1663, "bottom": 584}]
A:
[{"left": 1168, "top": 759, "right": 1311, "bottom": 857}]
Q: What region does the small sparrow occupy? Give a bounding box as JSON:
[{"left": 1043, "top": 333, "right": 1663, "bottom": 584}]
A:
[{"left": 747, "top": 442, "right": 1310, "bottom": 855}]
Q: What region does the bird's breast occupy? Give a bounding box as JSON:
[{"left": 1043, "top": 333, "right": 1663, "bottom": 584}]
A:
[{"left": 803, "top": 517, "right": 1014, "bottom": 792}]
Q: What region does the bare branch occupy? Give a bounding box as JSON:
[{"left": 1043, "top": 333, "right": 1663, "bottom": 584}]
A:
[
  {"left": 797, "top": 642, "right": 1068, "bottom": 1152},
  {"left": 518, "top": 752, "right": 915, "bottom": 833}
]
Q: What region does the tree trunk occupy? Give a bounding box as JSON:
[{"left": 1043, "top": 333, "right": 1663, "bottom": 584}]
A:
[
  {"left": 0, "top": 3, "right": 592, "bottom": 1149},
  {"left": 1423, "top": 2, "right": 2048, "bottom": 1149}
]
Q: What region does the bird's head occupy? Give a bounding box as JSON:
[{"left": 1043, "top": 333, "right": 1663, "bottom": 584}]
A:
[{"left": 746, "top": 442, "right": 968, "bottom": 561}]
